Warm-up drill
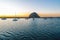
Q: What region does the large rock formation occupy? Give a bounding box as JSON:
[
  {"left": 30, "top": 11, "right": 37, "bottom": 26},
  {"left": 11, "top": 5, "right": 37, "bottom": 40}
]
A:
[{"left": 29, "top": 12, "right": 40, "bottom": 18}]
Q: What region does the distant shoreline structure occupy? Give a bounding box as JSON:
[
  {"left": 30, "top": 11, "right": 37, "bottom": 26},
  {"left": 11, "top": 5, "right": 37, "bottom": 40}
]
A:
[
  {"left": 0, "top": 12, "right": 60, "bottom": 18},
  {"left": 0, "top": 13, "right": 60, "bottom": 22}
]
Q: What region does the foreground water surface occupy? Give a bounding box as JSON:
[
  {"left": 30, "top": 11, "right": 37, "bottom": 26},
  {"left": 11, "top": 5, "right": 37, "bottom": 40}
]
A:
[{"left": 0, "top": 18, "right": 60, "bottom": 40}]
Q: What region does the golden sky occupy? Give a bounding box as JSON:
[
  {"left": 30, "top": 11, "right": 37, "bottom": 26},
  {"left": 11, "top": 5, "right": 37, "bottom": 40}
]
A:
[
  {"left": 39, "top": 13, "right": 60, "bottom": 17},
  {"left": 0, "top": 12, "right": 60, "bottom": 17},
  {"left": 0, "top": 0, "right": 60, "bottom": 18}
]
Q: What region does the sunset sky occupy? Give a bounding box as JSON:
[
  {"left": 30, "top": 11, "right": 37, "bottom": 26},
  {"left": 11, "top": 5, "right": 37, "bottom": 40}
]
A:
[{"left": 0, "top": 0, "right": 60, "bottom": 17}]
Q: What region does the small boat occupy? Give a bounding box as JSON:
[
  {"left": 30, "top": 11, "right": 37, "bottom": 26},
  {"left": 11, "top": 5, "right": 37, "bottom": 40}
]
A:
[
  {"left": 13, "top": 18, "right": 18, "bottom": 21},
  {"left": 1, "top": 18, "right": 7, "bottom": 20}
]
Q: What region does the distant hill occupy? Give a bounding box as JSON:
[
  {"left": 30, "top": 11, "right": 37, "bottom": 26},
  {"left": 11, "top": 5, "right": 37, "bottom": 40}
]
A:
[{"left": 29, "top": 12, "right": 40, "bottom": 18}]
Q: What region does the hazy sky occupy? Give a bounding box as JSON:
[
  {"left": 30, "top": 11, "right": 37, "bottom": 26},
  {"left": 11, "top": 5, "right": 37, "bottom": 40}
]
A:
[{"left": 0, "top": 0, "right": 60, "bottom": 15}]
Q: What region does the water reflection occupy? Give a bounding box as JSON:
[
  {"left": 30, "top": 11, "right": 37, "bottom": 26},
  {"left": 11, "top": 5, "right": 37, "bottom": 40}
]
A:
[{"left": 0, "top": 18, "right": 60, "bottom": 40}]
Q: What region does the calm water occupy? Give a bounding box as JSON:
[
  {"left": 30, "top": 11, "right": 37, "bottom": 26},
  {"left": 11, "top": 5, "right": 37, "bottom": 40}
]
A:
[{"left": 0, "top": 18, "right": 60, "bottom": 40}]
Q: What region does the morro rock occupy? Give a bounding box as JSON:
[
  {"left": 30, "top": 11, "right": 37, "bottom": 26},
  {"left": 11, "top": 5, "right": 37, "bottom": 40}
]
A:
[{"left": 29, "top": 12, "right": 40, "bottom": 18}]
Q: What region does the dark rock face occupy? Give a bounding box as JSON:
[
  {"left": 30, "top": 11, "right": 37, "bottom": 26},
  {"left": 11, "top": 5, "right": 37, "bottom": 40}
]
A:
[{"left": 29, "top": 12, "right": 40, "bottom": 18}]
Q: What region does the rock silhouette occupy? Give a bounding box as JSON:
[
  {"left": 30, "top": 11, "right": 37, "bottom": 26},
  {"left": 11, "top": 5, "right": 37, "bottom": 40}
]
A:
[{"left": 29, "top": 12, "right": 40, "bottom": 18}]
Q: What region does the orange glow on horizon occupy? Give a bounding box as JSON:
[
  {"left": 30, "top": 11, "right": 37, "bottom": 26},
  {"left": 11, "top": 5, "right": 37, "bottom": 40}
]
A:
[
  {"left": 0, "top": 12, "right": 60, "bottom": 17},
  {"left": 39, "top": 13, "right": 60, "bottom": 17}
]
